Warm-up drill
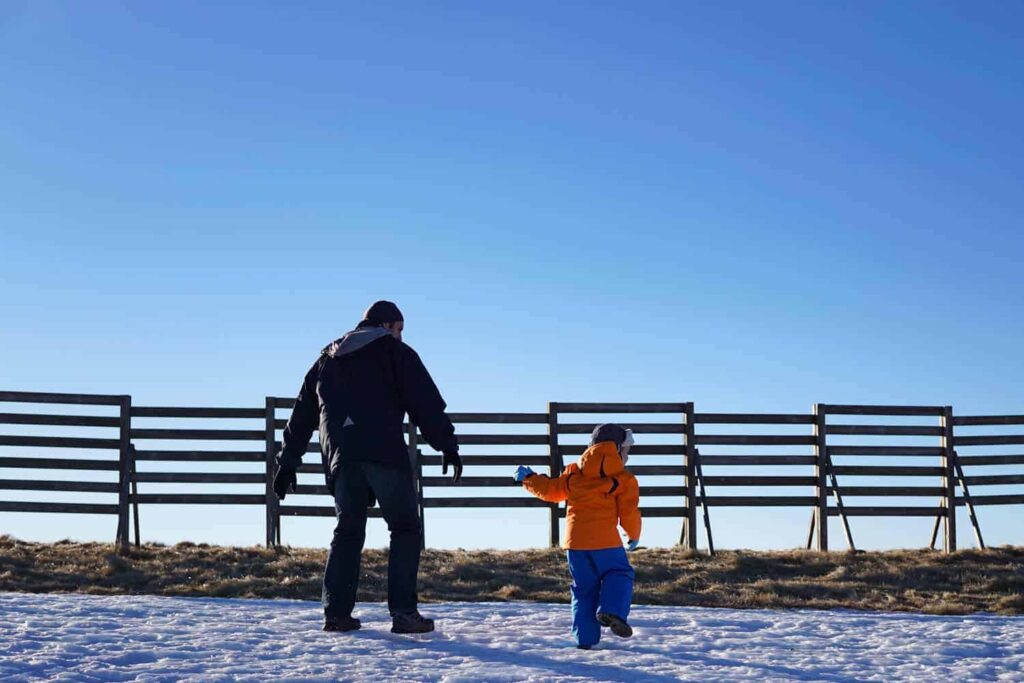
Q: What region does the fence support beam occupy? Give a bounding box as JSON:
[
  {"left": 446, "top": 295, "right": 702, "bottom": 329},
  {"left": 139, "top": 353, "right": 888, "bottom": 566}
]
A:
[
  {"left": 116, "top": 395, "right": 131, "bottom": 551},
  {"left": 264, "top": 397, "right": 278, "bottom": 547},
  {"left": 682, "top": 402, "right": 697, "bottom": 550},
  {"left": 941, "top": 406, "right": 957, "bottom": 553},
  {"left": 813, "top": 403, "right": 828, "bottom": 551},
  {"left": 548, "top": 402, "right": 562, "bottom": 548}
]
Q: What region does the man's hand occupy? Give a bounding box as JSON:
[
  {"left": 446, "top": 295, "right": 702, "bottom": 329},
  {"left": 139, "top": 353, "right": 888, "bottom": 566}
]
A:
[
  {"left": 442, "top": 451, "right": 463, "bottom": 483},
  {"left": 273, "top": 466, "right": 297, "bottom": 500},
  {"left": 513, "top": 465, "right": 536, "bottom": 483}
]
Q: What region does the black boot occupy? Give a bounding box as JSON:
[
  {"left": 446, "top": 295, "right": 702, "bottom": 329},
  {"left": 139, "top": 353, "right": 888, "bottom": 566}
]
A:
[
  {"left": 324, "top": 615, "right": 361, "bottom": 632},
  {"left": 391, "top": 610, "right": 435, "bottom": 634},
  {"left": 597, "top": 612, "right": 633, "bottom": 638}
]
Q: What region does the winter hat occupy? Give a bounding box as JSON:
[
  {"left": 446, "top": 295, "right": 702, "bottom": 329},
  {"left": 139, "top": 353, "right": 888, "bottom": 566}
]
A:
[
  {"left": 362, "top": 300, "right": 404, "bottom": 325},
  {"left": 590, "top": 423, "right": 628, "bottom": 448}
]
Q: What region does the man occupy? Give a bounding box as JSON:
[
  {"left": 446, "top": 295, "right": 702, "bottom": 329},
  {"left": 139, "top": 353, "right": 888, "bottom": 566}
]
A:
[{"left": 273, "top": 300, "right": 462, "bottom": 634}]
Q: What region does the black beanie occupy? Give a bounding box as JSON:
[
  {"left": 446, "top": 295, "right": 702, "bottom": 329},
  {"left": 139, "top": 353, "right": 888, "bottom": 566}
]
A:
[
  {"left": 590, "top": 423, "right": 628, "bottom": 447},
  {"left": 362, "top": 300, "right": 404, "bottom": 325}
]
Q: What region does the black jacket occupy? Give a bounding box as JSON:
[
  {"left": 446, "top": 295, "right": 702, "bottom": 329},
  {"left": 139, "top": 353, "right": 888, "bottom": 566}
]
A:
[{"left": 276, "top": 325, "right": 458, "bottom": 486}]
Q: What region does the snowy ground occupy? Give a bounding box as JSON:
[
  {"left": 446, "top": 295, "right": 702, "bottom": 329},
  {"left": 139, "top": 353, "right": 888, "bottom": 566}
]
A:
[{"left": 1, "top": 593, "right": 1022, "bottom": 682}]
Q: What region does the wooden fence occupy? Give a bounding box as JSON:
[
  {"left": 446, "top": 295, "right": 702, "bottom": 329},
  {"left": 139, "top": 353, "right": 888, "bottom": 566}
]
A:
[{"left": 2, "top": 390, "right": 1023, "bottom": 552}]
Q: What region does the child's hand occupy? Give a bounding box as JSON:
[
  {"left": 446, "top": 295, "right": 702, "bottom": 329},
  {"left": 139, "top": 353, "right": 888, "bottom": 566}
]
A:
[
  {"left": 513, "top": 465, "right": 536, "bottom": 483},
  {"left": 626, "top": 539, "right": 640, "bottom": 552}
]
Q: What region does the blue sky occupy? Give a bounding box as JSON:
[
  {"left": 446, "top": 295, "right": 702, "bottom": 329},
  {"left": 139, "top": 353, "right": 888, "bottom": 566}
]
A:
[{"left": 1, "top": 1, "right": 1023, "bottom": 551}]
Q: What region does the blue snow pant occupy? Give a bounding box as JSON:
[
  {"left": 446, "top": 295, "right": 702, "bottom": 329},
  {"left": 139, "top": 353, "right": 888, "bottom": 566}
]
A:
[{"left": 566, "top": 547, "right": 635, "bottom": 647}]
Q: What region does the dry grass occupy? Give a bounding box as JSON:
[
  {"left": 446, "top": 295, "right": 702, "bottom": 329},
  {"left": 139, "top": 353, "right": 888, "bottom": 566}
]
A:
[{"left": 1, "top": 535, "right": 1021, "bottom": 615}]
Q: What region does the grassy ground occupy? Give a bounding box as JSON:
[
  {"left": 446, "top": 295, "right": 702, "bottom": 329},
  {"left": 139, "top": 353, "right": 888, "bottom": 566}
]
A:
[{"left": 1, "top": 535, "right": 1022, "bottom": 615}]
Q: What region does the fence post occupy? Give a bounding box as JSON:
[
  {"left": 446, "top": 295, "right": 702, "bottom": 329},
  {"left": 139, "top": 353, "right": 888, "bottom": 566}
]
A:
[
  {"left": 116, "top": 395, "right": 131, "bottom": 551},
  {"left": 682, "top": 402, "right": 697, "bottom": 550},
  {"left": 813, "top": 403, "right": 829, "bottom": 551},
  {"left": 941, "top": 405, "right": 957, "bottom": 553},
  {"left": 265, "top": 397, "right": 278, "bottom": 547},
  {"left": 548, "top": 402, "right": 562, "bottom": 548}
]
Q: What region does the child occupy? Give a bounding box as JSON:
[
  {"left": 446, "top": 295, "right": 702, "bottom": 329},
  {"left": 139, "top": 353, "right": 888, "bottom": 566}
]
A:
[{"left": 514, "top": 423, "right": 641, "bottom": 649}]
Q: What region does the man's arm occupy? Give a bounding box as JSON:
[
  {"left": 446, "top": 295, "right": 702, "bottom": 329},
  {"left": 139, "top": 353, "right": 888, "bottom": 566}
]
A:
[
  {"left": 395, "top": 344, "right": 458, "bottom": 455},
  {"left": 276, "top": 359, "right": 320, "bottom": 472}
]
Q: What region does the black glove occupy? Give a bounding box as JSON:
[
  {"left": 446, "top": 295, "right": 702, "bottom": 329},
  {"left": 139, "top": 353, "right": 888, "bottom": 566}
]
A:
[
  {"left": 442, "top": 451, "right": 463, "bottom": 483},
  {"left": 273, "top": 466, "right": 297, "bottom": 500}
]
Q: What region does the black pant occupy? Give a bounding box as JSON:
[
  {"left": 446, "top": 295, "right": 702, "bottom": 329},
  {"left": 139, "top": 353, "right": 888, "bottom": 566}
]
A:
[{"left": 322, "top": 460, "right": 421, "bottom": 618}]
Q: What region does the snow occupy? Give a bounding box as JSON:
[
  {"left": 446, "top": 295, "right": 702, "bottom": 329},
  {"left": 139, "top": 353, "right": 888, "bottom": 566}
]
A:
[{"left": 1, "top": 593, "right": 1022, "bottom": 682}]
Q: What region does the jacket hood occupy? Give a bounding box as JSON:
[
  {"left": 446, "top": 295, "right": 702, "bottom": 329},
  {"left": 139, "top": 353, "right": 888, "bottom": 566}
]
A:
[
  {"left": 322, "top": 327, "right": 391, "bottom": 358},
  {"left": 577, "top": 441, "right": 625, "bottom": 478}
]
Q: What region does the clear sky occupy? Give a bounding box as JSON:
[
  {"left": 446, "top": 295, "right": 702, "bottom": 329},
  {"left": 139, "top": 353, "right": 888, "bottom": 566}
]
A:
[{"left": 2, "top": 1, "right": 1023, "bottom": 552}]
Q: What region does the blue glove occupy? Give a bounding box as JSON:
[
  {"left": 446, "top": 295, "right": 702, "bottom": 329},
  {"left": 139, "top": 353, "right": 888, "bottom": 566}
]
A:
[
  {"left": 626, "top": 538, "right": 640, "bottom": 552},
  {"left": 514, "top": 465, "right": 536, "bottom": 483}
]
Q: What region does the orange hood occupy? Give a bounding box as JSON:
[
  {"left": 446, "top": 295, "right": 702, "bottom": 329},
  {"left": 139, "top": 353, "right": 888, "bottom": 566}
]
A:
[{"left": 576, "top": 441, "right": 625, "bottom": 479}]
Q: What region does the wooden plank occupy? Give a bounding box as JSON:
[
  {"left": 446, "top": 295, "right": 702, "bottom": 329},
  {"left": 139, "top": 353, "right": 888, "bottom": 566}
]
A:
[
  {"left": 0, "top": 501, "right": 120, "bottom": 514},
  {"left": 629, "top": 465, "right": 687, "bottom": 476},
  {"left": 830, "top": 486, "right": 945, "bottom": 497},
  {"left": 273, "top": 397, "right": 296, "bottom": 409},
  {"left": 129, "top": 494, "right": 266, "bottom": 505},
  {"left": 962, "top": 474, "right": 1024, "bottom": 486},
  {"left": 449, "top": 413, "right": 548, "bottom": 424},
  {"left": 813, "top": 404, "right": 828, "bottom": 551},
  {"left": 821, "top": 404, "right": 944, "bottom": 416},
  {"left": 0, "top": 435, "right": 120, "bottom": 449},
  {"left": 556, "top": 423, "right": 686, "bottom": 434},
  {"left": 0, "top": 391, "right": 122, "bottom": 406},
  {"left": 422, "top": 498, "right": 551, "bottom": 508},
  {"left": 131, "top": 406, "right": 265, "bottom": 418},
  {"left": 942, "top": 406, "right": 956, "bottom": 553},
  {"left": 132, "top": 450, "right": 265, "bottom": 462},
  {"left": 826, "top": 425, "right": 943, "bottom": 436},
  {"left": 640, "top": 486, "right": 688, "bottom": 497},
  {"left": 455, "top": 434, "right": 548, "bottom": 446},
  {"left": 133, "top": 473, "right": 266, "bottom": 484},
  {"left": 831, "top": 465, "right": 944, "bottom": 477},
  {"left": 554, "top": 403, "right": 687, "bottom": 413},
  {"left": 278, "top": 505, "right": 384, "bottom": 518},
  {"left": 695, "top": 434, "right": 816, "bottom": 446},
  {"left": 952, "top": 415, "right": 1024, "bottom": 426},
  {"left": 954, "top": 435, "right": 1024, "bottom": 446},
  {"left": 960, "top": 494, "right": 1024, "bottom": 506},
  {"left": 699, "top": 455, "right": 817, "bottom": 466},
  {"left": 548, "top": 402, "right": 562, "bottom": 548},
  {"left": 832, "top": 507, "right": 944, "bottom": 517},
  {"left": 117, "top": 395, "right": 131, "bottom": 550},
  {"left": 0, "top": 413, "right": 120, "bottom": 428},
  {"left": 694, "top": 413, "right": 814, "bottom": 424},
  {"left": 683, "top": 402, "right": 697, "bottom": 551},
  {"left": 559, "top": 445, "right": 684, "bottom": 456},
  {"left": 957, "top": 455, "right": 1024, "bottom": 466},
  {"left": 293, "top": 484, "right": 330, "bottom": 496},
  {"left": 130, "top": 428, "right": 265, "bottom": 441},
  {"left": 0, "top": 479, "right": 120, "bottom": 493},
  {"left": 828, "top": 446, "right": 943, "bottom": 456},
  {"left": 265, "top": 397, "right": 278, "bottom": 548},
  {"left": 704, "top": 496, "right": 816, "bottom": 507},
  {"left": 297, "top": 464, "right": 323, "bottom": 474},
  {"left": 557, "top": 506, "right": 690, "bottom": 519},
  {"left": 418, "top": 455, "right": 550, "bottom": 467},
  {"left": 0, "top": 456, "right": 119, "bottom": 471},
  {"left": 702, "top": 476, "right": 815, "bottom": 487},
  {"left": 421, "top": 477, "right": 519, "bottom": 487}
]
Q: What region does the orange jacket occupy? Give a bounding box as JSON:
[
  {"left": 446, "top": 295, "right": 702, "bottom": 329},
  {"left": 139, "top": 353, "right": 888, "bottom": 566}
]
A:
[{"left": 523, "top": 441, "right": 641, "bottom": 550}]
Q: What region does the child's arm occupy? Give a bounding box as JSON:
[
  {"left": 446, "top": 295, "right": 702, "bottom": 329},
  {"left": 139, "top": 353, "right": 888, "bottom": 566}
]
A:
[
  {"left": 521, "top": 469, "right": 571, "bottom": 504},
  {"left": 615, "top": 472, "right": 642, "bottom": 542}
]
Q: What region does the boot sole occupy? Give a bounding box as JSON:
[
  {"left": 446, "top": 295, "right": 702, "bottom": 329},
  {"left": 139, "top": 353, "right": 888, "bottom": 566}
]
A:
[
  {"left": 323, "top": 621, "right": 361, "bottom": 632},
  {"left": 391, "top": 625, "right": 435, "bottom": 634},
  {"left": 597, "top": 612, "right": 633, "bottom": 638}
]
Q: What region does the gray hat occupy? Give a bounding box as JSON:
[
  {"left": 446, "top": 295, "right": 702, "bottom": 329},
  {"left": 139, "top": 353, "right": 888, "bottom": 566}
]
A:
[
  {"left": 362, "top": 300, "right": 404, "bottom": 325},
  {"left": 590, "top": 423, "right": 628, "bottom": 447}
]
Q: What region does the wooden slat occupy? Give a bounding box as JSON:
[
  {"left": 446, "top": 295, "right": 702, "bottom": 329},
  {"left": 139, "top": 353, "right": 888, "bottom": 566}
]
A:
[
  {"left": 694, "top": 413, "right": 814, "bottom": 424},
  {"left": 297, "top": 464, "right": 323, "bottom": 474},
  {"left": 555, "top": 403, "right": 687, "bottom": 413},
  {"left": 629, "top": 465, "right": 687, "bottom": 476},
  {"left": 704, "top": 496, "right": 816, "bottom": 507},
  {"left": 957, "top": 455, "right": 1024, "bottom": 466},
  {"left": 0, "top": 456, "right": 119, "bottom": 471},
  {"left": 559, "top": 445, "right": 684, "bottom": 456},
  {"left": 293, "top": 485, "right": 330, "bottom": 496},
  {"left": 129, "top": 494, "right": 266, "bottom": 505},
  {"left": 130, "top": 428, "right": 264, "bottom": 441},
  {"left": 422, "top": 497, "right": 550, "bottom": 508},
  {"left": 278, "top": 505, "right": 383, "bottom": 518},
  {"left": 822, "top": 405, "right": 944, "bottom": 416},
  {"left": 557, "top": 506, "right": 690, "bottom": 519},
  {"left": 0, "top": 501, "right": 120, "bottom": 514},
  {"left": 421, "top": 477, "right": 519, "bottom": 487},
  {"left": 954, "top": 435, "right": 1024, "bottom": 446},
  {"left": 273, "top": 397, "right": 296, "bottom": 409},
  {"left": 0, "top": 479, "right": 119, "bottom": 493},
  {"left": 557, "top": 423, "right": 686, "bottom": 434},
  {"left": 829, "top": 486, "right": 945, "bottom": 497},
  {"left": 694, "top": 435, "right": 815, "bottom": 446},
  {"left": 132, "top": 406, "right": 264, "bottom": 418},
  {"left": 0, "top": 413, "right": 120, "bottom": 428},
  {"left": 0, "top": 435, "right": 120, "bottom": 449},
  {"left": 831, "top": 507, "right": 943, "bottom": 517},
  {"left": 831, "top": 465, "right": 944, "bottom": 477},
  {"left": 959, "top": 494, "right": 1024, "bottom": 506},
  {"left": 952, "top": 415, "right": 1024, "bottom": 426},
  {"left": 454, "top": 435, "right": 548, "bottom": 445},
  {"left": 639, "top": 486, "right": 688, "bottom": 497},
  {"left": 962, "top": 474, "right": 1024, "bottom": 486},
  {"left": 419, "top": 455, "right": 550, "bottom": 467},
  {"left": 826, "top": 425, "right": 943, "bottom": 436},
  {"left": 449, "top": 413, "right": 548, "bottom": 424},
  {"left": 133, "top": 473, "right": 266, "bottom": 484},
  {"left": 0, "top": 391, "right": 123, "bottom": 406},
  {"left": 828, "top": 446, "right": 943, "bottom": 456},
  {"left": 702, "top": 476, "right": 815, "bottom": 487},
  {"left": 699, "top": 455, "right": 816, "bottom": 466},
  {"left": 132, "top": 450, "right": 266, "bottom": 462}
]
